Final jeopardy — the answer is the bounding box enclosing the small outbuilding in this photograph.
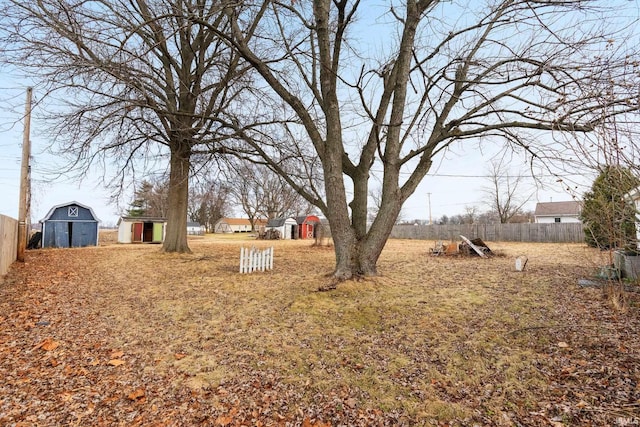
[265,217,297,239]
[40,201,100,248]
[187,222,204,235]
[296,215,320,239]
[117,216,166,244]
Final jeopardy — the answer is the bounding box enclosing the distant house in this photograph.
[40,201,100,248]
[187,222,204,235]
[625,188,640,248]
[534,201,582,224]
[117,216,166,243]
[295,215,320,239]
[265,217,297,239]
[214,218,266,233]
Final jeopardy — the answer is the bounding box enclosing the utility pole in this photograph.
[427,192,432,225]
[17,87,32,262]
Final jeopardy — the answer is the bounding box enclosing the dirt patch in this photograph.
[1,238,638,426]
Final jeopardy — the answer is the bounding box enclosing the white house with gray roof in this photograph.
[534,201,582,224]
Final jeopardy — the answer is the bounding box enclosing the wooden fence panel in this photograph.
[390,223,584,243]
[239,246,274,273]
[0,215,18,276]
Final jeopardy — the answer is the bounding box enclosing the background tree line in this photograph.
[125,164,315,232]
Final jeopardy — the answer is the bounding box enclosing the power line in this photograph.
[370,168,586,179]
[425,173,584,178]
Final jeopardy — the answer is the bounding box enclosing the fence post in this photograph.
[269,247,273,270]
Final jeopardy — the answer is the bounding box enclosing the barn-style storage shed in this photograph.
[117,216,166,244]
[295,215,320,239]
[265,217,297,239]
[40,201,100,248]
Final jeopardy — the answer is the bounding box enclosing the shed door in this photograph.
[53,222,70,248]
[43,222,65,248]
[71,222,96,247]
[143,222,154,242]
[132,222,143,242]
[152,222,164,242]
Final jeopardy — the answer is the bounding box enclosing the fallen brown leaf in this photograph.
[127,388,145,401]
[34,337,59,351]
[303,417,331,427]
[110,350,124,358]
[108,359,125,366]
[214,415,233,426]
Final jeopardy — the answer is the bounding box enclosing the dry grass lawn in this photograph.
[1,233,639,426]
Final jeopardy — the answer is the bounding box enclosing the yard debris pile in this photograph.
[431,235,493,257]
[259,229,281,240]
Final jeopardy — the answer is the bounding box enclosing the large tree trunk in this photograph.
[329,174,405,281]
[330,225,391,280]
[329,188,403,281]
[163,140,191,253]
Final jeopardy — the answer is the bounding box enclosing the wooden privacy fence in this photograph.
[239,246,274,273]
[390,223,585,243]
[0,214,18,276]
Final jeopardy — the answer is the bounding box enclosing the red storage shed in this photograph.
[296,215,320,239]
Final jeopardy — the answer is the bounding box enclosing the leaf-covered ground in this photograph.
[1,235,639,426]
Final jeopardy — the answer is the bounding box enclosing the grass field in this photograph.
[1,233,638,426]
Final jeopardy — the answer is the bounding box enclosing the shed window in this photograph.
[554,217,561,223]
[68,206,79,217]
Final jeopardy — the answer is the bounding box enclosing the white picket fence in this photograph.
[239,246,274,273]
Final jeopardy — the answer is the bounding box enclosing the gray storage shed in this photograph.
[40,201,100,248]
[265,217,297,239]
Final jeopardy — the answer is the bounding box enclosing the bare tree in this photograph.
[258,169,314,219]
[228,162,313,229]
[369,185,405,225]
[483,159,533,223]
[188,177,231,233]
[462,206,479,225]
[228,163,264,231]
[207,1,639,281]
[0,0,254,253]
[367,186,383,223]
[126,178,169,218]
